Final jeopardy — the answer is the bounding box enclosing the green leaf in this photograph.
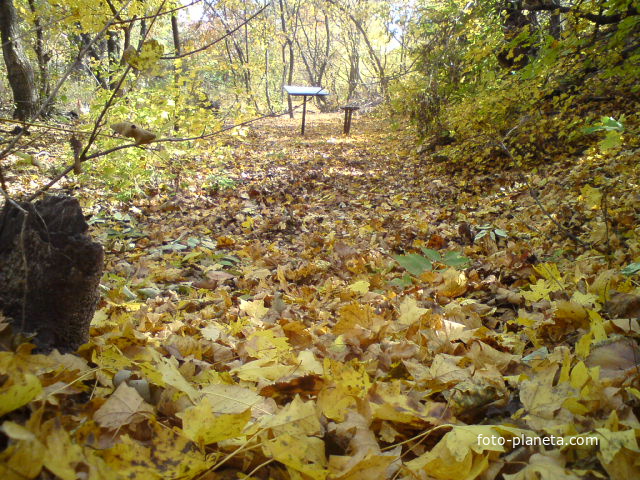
[583,116,624,134]
[599,130,622,151]
[138,287,161,299]
[602,116,624,131]
[14,151,35,166]
[186,237,200,248]
[393,254,433,276]
[219,255,240,266]
[389,274,413,288]
[420,248,442,262]
[162,243,187,251]
[122,285,137,301]
[474,229,488,241]
[621,263,640,276]
[441,251,471,269]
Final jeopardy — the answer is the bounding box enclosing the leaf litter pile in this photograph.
[2,112,640,480]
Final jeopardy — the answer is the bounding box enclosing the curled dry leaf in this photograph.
[94,383,154,430]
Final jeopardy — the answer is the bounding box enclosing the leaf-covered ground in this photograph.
[2,111,640,480]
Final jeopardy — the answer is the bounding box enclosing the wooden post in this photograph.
[341,106,359,135]
[343,108,349,134]
[301,95,307,135]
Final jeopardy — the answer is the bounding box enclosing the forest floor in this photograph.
[2,111,640,479]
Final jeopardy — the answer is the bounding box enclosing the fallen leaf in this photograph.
[94,383,154,429]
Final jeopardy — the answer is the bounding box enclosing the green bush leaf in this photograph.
[441,251,471,268]
[621,263,640,276]
[393,254,432,276]
[389,274,413,288]
[420,248,442,262]
[599,130,622,151]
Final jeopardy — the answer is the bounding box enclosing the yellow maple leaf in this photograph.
[41,421,86,480]
[0,439,44,480]
[503,451,581,480]
[324,358,371,398]
[100,421,214,478]
[178,397,250,444]
[576,331,593,358]
[596,428,640,465]
[317,386,357,422]
[406,425,504,480]
[437,269,468,298]
[0,344,56,377]
[522,279,555,302]
[533,263,566,287]
[569,361,589,389]
[199,383,262,413]
[333,302,375,334]
[370,380,443,425]
[91,344,133,372]
[264,433,328,480]
[580,185,602,210]
[0,373,42,417]
[318,358,371,422]
[231,357,293,382]
[571,291,599,308]
[329,453,396,480]
[562,397,589,415]
[296,350,323,374]
[239,298,269,320]
[397,296,428,326]
[143,353,198,402]
[588,310,608,342]
[244,329,291,360]
[348,279,370,294]
[259,395,322,437]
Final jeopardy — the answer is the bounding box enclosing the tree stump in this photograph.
[0,195,104,352]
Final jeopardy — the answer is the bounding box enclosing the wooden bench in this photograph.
[341,105,360,135]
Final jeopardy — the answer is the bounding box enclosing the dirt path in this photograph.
[121,113,469,264]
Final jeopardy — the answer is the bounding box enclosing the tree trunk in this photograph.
[138,19,147,50]
[278,0,294,118]
[549,10,561,39]
[0,196,104,353]
[285,38,294,117]
[27,0,51,113]
[264,48,273,112]
[171,15,181,56]
[0,0,39,120]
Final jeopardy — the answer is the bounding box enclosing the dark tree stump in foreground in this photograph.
[0,195,104,352]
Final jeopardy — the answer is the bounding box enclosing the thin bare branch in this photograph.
[111,0,203,26]
[161,2,271,60]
